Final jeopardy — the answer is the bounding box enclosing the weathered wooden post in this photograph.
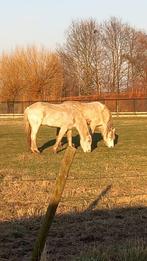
[31,146,76,261]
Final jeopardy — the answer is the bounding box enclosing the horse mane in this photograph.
[72,106,90,137]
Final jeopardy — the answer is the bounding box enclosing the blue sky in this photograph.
[0,0,147,53]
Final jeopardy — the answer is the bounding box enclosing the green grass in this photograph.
[1,117,147,218]
[0,117,147,180]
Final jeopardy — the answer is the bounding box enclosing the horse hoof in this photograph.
[52,147,57,153]
[69,144,75,148]
[31,149,40,153]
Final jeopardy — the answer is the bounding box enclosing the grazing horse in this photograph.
[57,101,115,148]
[24,102,92,153]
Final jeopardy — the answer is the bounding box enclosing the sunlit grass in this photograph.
[0,117,147,260]
[0,117,147,180]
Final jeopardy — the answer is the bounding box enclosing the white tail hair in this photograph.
[24,109,31,147]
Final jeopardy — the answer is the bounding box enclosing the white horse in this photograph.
[24,102,92,153]
[57,101,115,148]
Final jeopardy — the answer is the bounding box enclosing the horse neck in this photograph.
[101,106,112,135]
[74,111,89,139]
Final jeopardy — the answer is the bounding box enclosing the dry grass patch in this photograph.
[0,117,147,260]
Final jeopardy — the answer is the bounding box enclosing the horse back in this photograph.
[26,102,74,128]
[24,102,45,123]
[62,101,111,127]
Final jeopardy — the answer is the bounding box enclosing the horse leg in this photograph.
[53,126,67,153]
[89,122,95,135]
[56,127,62,147]
[56,127,60,136]
[66,129,74,147]
[30,124,40,153]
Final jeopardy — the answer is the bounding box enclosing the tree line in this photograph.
[0,17,147,101]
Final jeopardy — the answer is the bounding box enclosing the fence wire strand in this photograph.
[1,174,147,182]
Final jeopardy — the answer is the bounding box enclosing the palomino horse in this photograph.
[57,101,115,148]
[24,102,92,153]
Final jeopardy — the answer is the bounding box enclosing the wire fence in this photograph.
[0,97,147,114]
[1,174,147,208]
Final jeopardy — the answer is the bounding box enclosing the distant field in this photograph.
[0,118,147,260]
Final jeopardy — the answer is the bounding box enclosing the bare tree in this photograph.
[101,17,131,93]
[58,19,103,96]
[0,47,64,101]
[0,51,24,101]
[0,18,146,101]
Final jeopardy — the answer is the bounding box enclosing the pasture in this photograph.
[0,117,147,260]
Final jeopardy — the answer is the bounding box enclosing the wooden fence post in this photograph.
[31,146,76,261]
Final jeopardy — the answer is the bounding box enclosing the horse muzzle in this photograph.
[108,144,114,148]
[85,149,91,153]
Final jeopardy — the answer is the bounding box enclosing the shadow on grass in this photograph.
[38,137,69,153]
[91,133,103,151]
[72,132,104,151]
[38,138,56,153]
[114,133,119,145]
[0,187,147,260]
[84,184,112,212]
[39,132,104,153]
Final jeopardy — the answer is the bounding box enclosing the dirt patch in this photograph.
[0,206,147,260]
[0,176,147,260]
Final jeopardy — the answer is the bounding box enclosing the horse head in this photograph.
[103,127,115,148]
[80,134,92,152]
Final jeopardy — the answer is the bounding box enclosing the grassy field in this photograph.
[0,117,147,260]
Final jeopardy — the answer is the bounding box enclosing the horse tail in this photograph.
[24,108,31,147]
